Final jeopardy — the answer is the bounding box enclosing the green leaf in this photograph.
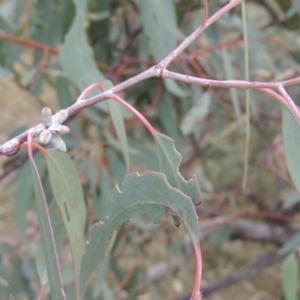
[281,104,300,192]
[29,155,66,300]
[79,171,199,297]
[210,225,232,247]
[103,80,130,170]
[164,78,187,98]
[283,192,300,208]
[37,202,65,286]
[37,242,48,285]
[279,231,300,255]
[0,277,8,287]
[0,67,14,78]
[97,168,112,221]
[49,202,66,253]
[92,257,110,298]
[276,0,300,30]
[157,91,183,149]
[107,148,126,186]
[20,67,38,87]
[56,77,74,108]
[128,137,159,170]
[180,91,210,136]
[15,160,34,242]
[14,153,45,241]
[59,0,107,110]
[139,0,182,61]
[155,132,202,206]
[46,150,86,299]
[286,0,300,18]
[281,253,298,300]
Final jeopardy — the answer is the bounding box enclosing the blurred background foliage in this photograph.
[0,0,300,299]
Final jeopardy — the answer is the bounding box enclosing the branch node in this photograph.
[154,64,164,77]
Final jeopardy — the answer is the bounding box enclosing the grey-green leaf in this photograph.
[281,104,300,192]
[36,242,48,285]
[59,0,107,111]
[210,225,232,248]
[281,252,298,300]
[155,132,202,205]
[79,171,199,297]
[180,92,210,136]
[279,231,300,255]
[140,0,182,61]
[29,157,66,300]
[15,160,34,242]
[46,150,86,299]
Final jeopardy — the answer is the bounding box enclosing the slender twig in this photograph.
[162,70,300,90]
[0,153,29,181]
[106,25,143,79]
[242,1,250,188]
[202,0,208,25]
[0,30,109,71]
[2,0,300,157]
[159,0,244,70]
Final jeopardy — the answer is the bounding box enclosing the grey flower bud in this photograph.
[50,134,67,152]
[49,125,70,135]
[39,129,52,145]
[41,107,52,127]
[52,109,68,125]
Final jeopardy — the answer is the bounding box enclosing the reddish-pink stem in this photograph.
[278,86,300,125]
[37,284,46,300]
[108,93,157,135]
[259,88,286,104]
[78,82,105,100]
[23,141,47,154]
[79,83,157,135]
[191,242,202,300]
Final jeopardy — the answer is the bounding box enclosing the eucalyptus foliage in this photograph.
[1,1,300,299]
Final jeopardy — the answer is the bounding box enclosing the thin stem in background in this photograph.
[241,1,250,188]
[106,25,143,80]
[202,0,208,25]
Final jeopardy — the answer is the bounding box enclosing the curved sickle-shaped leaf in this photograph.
[79,171,199,297]
[30,155,66,300]
[155,132,202,205]
[281,104,300,192]
[46,150,86,299]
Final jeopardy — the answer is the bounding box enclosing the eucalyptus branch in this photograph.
[1,0,300,157]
